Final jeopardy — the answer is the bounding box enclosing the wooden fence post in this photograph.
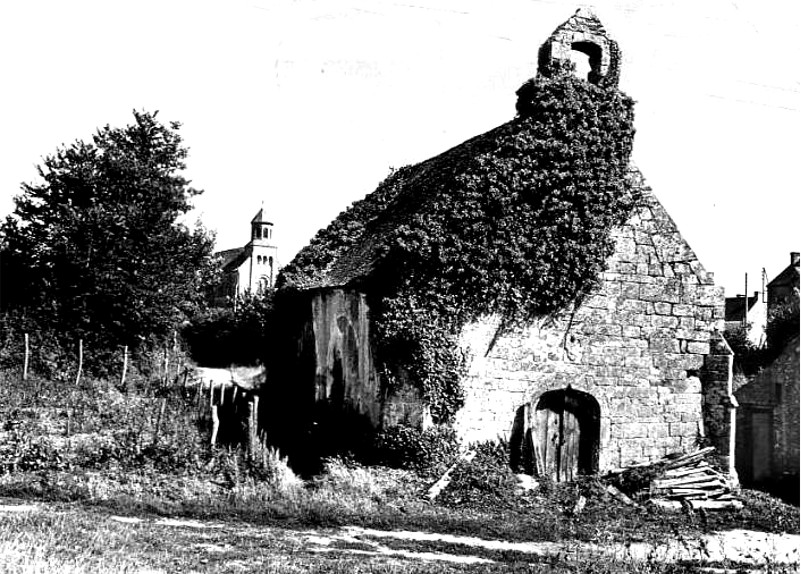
[162,347,169,386]
[120,346,128,388]
[195,377,203,408]
[210,405,219,446]
[209,380,215,408]
[75,339,83,386]
[23,333,29,381]
[248,396,260,459]
[153,398,167,445]
[172,330,179,382]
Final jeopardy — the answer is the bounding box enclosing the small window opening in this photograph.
[775,383,782,403]
[570,41,602,84]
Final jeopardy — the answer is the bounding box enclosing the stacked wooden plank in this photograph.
[649,447,741,510]
[607,447,742,510]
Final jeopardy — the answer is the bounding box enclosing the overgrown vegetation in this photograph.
[280,72,638,423]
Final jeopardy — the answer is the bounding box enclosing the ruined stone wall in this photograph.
[454,184,730,472]
[309,289,429,429]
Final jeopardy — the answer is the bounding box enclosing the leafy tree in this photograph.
[0,110,216,353]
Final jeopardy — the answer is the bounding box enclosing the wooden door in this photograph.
[532,389,597,482]
[751,411,772,482]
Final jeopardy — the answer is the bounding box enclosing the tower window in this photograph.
[570,41,602,84]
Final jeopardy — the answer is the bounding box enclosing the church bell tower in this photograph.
[248,207,278,292]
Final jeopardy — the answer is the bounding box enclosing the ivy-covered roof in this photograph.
[279,122,518,291]
[279,77,637,296]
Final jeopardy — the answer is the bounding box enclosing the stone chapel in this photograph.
[271,9,738,480]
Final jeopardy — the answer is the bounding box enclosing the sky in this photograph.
[1,0,798,298]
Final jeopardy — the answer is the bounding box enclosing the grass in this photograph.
[0,366,798,573]
[5,502,790,574]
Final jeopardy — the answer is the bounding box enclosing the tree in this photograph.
[0,110,216,352]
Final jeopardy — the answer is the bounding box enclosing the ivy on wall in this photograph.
[280,72,638,424]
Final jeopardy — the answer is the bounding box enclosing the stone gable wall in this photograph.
[454,186,730,472]
[303,185,734,475]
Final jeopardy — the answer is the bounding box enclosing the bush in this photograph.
[371,425,460,476]
[439,440,519,509]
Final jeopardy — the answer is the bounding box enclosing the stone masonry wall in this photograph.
[454,180,730,472]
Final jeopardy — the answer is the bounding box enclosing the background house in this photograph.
[724,291,766,348]
[734,252,800,487]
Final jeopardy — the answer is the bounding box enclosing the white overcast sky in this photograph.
[1,0,798,297]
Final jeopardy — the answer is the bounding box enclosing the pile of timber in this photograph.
[608,447,742,511]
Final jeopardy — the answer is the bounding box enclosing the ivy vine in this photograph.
[280,73,639,424]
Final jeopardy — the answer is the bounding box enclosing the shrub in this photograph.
[371,425,460,476]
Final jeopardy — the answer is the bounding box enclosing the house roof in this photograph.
[279,113,643,292]
[279,120,520,290]
[767,259,800,289]
[724,293,761,322]
[216,247,249,273]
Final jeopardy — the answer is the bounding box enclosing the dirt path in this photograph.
[103,512,799,568]
[2,502,798,570]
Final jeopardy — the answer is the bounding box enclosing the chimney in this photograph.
[791,252,800,266]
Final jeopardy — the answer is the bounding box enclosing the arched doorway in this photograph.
[532,387,600,482]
